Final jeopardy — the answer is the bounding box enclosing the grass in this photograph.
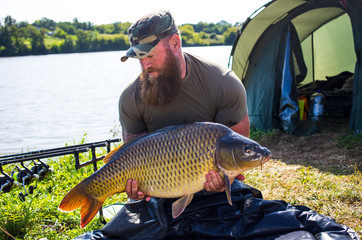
[337,133,362,152]
[247,124,361,235]
[97,33,124,39]
[0,146,126,239]
[44,37,64,49]
[245,160,361,234]
[0,129,361,239]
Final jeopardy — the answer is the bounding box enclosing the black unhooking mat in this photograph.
[74,181,359,240]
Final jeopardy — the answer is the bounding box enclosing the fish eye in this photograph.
[244,146,251,154]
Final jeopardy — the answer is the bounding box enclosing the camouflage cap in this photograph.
[121,10,178,62]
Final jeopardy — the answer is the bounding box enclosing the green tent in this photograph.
[230,0,362,134]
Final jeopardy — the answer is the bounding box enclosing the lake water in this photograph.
[0,46,233,154]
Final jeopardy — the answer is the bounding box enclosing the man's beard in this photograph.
[139,48,182,106]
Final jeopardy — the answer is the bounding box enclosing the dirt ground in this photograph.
[256,118,362,175]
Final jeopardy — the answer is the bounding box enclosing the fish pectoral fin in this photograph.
[172,194,194,218]
[224,175,233,206]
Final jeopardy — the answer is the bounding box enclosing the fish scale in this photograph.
[59,122,271,228]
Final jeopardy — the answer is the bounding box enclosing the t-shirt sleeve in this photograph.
[118,85,147,134]
[214,70,248,127]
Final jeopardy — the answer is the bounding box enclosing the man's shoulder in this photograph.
[120,78,141,101]
[185,52,230,74]
[185,52,241,88]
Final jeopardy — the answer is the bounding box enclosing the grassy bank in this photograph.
[0,123,360,239]
[0,147,127,239]
[245,160,361,234]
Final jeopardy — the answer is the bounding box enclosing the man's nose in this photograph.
[140,58,151,69]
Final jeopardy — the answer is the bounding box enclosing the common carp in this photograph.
[59,122,271,228]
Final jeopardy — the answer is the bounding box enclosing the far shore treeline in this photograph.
[0,16,239,57]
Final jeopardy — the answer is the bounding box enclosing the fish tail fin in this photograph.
[80,196,105,228]
[58,181,106,228]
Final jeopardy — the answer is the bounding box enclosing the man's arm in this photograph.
[230,115,250,138]
[122,127,146,143]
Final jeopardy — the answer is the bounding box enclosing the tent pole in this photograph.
[311,33,315,82]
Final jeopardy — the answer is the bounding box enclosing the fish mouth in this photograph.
[249,146,271,161]
[243,150,271,162]
[262,154,271,164]
[240,151,271,171]
[258,155,271,170]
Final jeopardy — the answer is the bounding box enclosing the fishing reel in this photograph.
[30,159,53,180]
[11,162,39,201]
[0,164,17,193]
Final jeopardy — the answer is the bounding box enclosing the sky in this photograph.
[0,0,271,26]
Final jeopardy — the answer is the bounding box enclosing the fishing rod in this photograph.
[0,138,122,165]
[0,138,122,200]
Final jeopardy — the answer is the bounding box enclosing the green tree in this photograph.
[1,17,235,56]
[76,29,94,52]
[17,21,29,28]
[73,18,94,31]
[179,24,194,45]
[67,25,76,35]
[112,22,122,34]
[223,26,237,45]
[113,35,129,50]
[193,22,208,32]
[61,37,75,53]
[28,25,47,54]
[50,44,60,53]
[13,25,30,55]
[200,31,208,39]
[54,27,67,39]
[33,17,56,31]
[120,22,132,34]
[58,22,76,34]
[215,20,232,34]
[0,16,17,56]
[0,26,15,55]
[4,15,16,26]
[95,25,106,34]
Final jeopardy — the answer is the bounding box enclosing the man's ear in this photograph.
[169,34,181,52]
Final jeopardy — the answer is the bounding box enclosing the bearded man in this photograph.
[119,11,249,202]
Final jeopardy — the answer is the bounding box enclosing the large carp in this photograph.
[59,122,271,228]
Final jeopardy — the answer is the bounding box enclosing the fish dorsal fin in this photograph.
[103,144,123,164]
[103,126,181,164]
[172,194,194,218]
[103,131,152,164]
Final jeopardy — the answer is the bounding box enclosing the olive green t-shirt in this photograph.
[119,53,247,134]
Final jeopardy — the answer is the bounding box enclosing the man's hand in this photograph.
[204,170,225,192]
[204,171,245,192]
[126,179,151,201]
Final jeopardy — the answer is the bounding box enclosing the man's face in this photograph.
[138,39,182,106]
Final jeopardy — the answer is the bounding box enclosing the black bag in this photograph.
[74,181,359,240]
